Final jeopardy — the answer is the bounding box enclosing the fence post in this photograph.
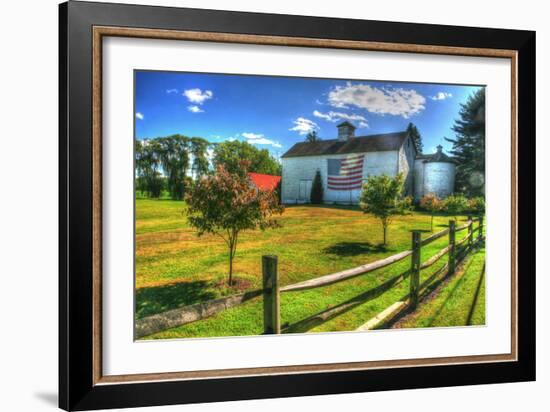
[467,215,473,249]
[478,216,484,242]
[448,220,456,275]
[262,255,280,334]
[409,231,421,310]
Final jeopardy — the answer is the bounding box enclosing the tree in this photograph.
[135,139,164,198]
[406,122,423,154]
[420,193,443,232]
[186,162,284,285]
[190,137,211,178]
[446,89,485,196]
[359,173,411,245]
[305,131,320,143]
[157,135,191,200]
[310,170,323,204]
[213,140,281,176]
[443,194,468,221]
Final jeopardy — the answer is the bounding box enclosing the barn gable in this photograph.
[282,131,409,159]
[281,128,412,205]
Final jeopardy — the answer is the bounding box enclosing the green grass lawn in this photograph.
[135,198,481,339]
[394,246,486,328]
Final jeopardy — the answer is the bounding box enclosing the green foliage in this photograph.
[310,170,324,204]
[359,173,411,245]
[136,135,211,200]
[185,162,284,285]
[406,122,423,153]
[443,194,468,220]
[305,130,320,143]
[446,89,485,197]
[190,137,210,178]
[135,139,164,198]
[212,140,281,176]
[468,196,486,216]
[420,193,443,232]
[156,135,191,200]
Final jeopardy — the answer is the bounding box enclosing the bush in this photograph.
[443,194,468,221]
[468,196,485,216]
[310,170,324,204]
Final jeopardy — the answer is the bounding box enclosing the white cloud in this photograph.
[289,117,319,135]
[135,112,144,120]
[183,88,213,104]
[313,110,368,127]
[242,132,282,148]
[188,105,204,113]
[430,92,453,101]
[166,88,178,94]
[327,83,426,118]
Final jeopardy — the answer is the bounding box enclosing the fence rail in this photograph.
[280,249,412,292]
[136,215,485,338]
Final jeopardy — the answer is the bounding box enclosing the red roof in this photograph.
[248,173,281,191]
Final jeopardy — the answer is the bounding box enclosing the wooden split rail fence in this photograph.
[136,216,485,338]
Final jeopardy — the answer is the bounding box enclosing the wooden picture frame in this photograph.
[59,1,535,410]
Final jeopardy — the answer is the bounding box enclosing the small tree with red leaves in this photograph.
[420,193,443,232]
[186,162,284,285]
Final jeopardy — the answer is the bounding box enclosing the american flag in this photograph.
[327,154,365,191]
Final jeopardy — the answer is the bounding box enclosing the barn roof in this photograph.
[248,173,281,191]
[281,131,408,158]
[416,145,456,163]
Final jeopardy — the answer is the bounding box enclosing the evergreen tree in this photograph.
[445,88,485,196]
[310,170,323,204]
[305,131,320,143]
[406,122,423,154]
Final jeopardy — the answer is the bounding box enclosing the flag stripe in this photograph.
[328,175,363,182]
[340,165,363,172]
[327,184,363,190]
[327,154,365,191]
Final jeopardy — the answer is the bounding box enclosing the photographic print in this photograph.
[134,71,486,340]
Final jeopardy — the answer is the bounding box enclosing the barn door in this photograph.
[299,179,312,202]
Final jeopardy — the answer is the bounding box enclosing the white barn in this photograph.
[280,122,455,205]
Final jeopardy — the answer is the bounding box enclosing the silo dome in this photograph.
[414,145,456,200]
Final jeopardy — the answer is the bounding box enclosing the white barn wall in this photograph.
[281,150,399,204]
[281,155,327,203]
[399,137,416,196]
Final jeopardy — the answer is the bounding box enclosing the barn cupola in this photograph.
[337,121,356,141]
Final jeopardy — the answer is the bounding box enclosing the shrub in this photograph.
[468,196,485,216]
[443,194,468,221]
[310,170,324,204]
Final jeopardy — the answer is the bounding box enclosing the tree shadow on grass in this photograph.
[323,241,388,257]
[136,280,217,319]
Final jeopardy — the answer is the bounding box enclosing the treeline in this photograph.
[136,135,281,200]
[446,88,485,197]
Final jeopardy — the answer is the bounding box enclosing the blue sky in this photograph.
[135,70,483,158]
